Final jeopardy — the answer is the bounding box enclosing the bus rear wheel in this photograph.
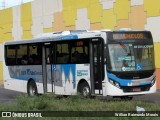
[27,80,38,96]
[80,82,91,97]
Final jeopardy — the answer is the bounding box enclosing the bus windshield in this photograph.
[108,43,155,72]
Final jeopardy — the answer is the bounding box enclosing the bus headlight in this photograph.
[109,79,114,85]
[151,77,156,86]
[115,82,120,88]
[109,79,121,89]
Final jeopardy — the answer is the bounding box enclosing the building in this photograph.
[0,0,160,89]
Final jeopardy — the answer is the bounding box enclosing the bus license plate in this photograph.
[133,88,141,92]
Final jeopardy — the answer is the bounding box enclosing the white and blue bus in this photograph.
[3,30,156,99]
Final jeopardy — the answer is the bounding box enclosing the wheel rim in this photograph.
[29,85,36,96]
[83,86,90,97]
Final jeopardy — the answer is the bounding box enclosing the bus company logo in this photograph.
[2,112,11,117]
[21,69,42,75]
[77,70,88,76]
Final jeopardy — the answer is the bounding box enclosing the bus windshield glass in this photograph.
[108,43,155,72]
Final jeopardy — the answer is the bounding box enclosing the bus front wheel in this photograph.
[27,80,38,96]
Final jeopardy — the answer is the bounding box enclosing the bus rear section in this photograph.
[104,31,156,97]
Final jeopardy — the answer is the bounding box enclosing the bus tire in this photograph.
[27,80,38,96]
[80,82,91,97]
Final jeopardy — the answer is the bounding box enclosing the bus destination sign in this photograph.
[112,33,150,40]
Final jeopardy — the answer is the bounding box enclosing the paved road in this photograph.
[0,84,160,104]
[133,91,160,103]
[0,85,25,104]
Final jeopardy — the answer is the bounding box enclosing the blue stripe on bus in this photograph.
[12,77,29,81]
[60,64,76,89]
[114,30,126,32]
[107,72,151,86]
[107,72,132,86]
[60,35,78,40]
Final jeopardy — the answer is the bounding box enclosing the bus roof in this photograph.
[4,30,105,45]
[4,29,151,45]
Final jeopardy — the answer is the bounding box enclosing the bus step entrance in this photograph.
[94,89,103,95]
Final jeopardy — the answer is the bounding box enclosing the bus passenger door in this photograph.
[43,43,54,93]
[90,39,104,95]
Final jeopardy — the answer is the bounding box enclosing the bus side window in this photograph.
[28,54,37,64]
[71,41,89,64]
[28,44,42,65]
[72,51,81,63]
[21,55,28,64]
[56,43,69,64]
[35,55,41,64]
[6,45,17,65]
[17,45,28,65]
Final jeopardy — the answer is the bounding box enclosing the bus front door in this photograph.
[90,39,104,95]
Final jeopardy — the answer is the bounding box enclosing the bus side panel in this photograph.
[76,64,91,90]
[54,64,90,95]
[4,65,43,93]
[3,63,27,92]
[54,64,75,95]
[4,78,27,93]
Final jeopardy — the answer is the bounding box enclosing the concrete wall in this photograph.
[0,0,160,89]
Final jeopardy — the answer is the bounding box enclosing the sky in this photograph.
[0,0,33,9]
